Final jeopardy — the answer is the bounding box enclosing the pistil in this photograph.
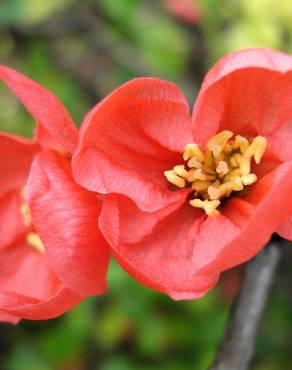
[164,131,267,217]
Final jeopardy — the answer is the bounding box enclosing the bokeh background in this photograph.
[0,1,292,369]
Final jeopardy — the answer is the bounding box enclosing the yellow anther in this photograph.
[191,180,212,191]
[242,173,257,185]
[214,177,243,198]
[216,161,229,175]
[244,136,267,163]
[173,165,188,177]
[164,170,186,188]
[187,168,207,181]
[26,232,45,253]
[183,144,204,162]
[208,143,222,158]
[190,199,221,218]
[204,200,221,217]
[20,204,32,227]
[234,135,249,153]
[187,157,202,169]
[208,184,220,200]
[206,130,233,157]
[187,168,215,182]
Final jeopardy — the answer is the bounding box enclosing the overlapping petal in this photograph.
[73,78,193,211]
[0,241,81,320]
[0,190,27,249]
[0,311,20,324]
[26,150,110,297]
[192,49,292,164]
[99,159,292,299]
[0,65,78,154]
[0,132,40,195]
[99,194,219,299]
[192,160,292,276]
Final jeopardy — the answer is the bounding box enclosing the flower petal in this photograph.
[100,161,292,299]
[26,150,110,297]
[0,132,40,195]
[192,160,292,276]
[73,78,193,211]
[0,311,20,324]
[192,49,292,149]
[276,216,292,241]
[0,289,81,321]
[0,65,78,154]
[99,194,219,299]
[0,190,27,249]
[0,240,81,320]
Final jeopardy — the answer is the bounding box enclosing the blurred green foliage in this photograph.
[0,0,291,369]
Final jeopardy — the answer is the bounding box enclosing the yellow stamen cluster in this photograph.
[164,130,267,217]
[20,201,45,253]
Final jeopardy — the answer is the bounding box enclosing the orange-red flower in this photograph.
[0,66,110,322]
[73,49,292,300]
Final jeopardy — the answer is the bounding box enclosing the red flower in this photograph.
[0,66,110,322]
[73,49,292,300]
[165,0,201,24]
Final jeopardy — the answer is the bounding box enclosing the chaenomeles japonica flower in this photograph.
[0,67,110,323]
[73,48,292,300]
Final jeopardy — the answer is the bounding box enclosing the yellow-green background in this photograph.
[0,1,291,369]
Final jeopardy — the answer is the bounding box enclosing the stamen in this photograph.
[208,183,220,200]
[164,130,267,218]
[164,170,185,188]
[206,130,233,157]
[216,161,228,175]
[244,136,267,164]
[242,173,257,185]
[187,157,202,169]
[189,199,221,218]
[173,165,188,177]
[26,232,45,253]
[183,144,204,162]
[20,204,32,227]
[234,135,249,153]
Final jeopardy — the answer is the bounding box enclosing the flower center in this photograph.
[20,202,45,253]
[164,130,267,217]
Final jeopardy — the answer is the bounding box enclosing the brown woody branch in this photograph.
[209,241,281,370]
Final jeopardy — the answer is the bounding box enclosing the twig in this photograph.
[209,241,281,370]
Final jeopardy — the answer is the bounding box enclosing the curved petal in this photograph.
[100,161,292,300]
[26,150,110,297]
[0,288,81,321]
[0,311,20,324]
[191,160,292,276]
[73,78,193,212]
[99,194,218,300]
[0,190,27,249]
[192,49,292,161]
[0,132,40,194]
[0,65,78,154]
[276,216,292,241]
[0,240,81,320]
